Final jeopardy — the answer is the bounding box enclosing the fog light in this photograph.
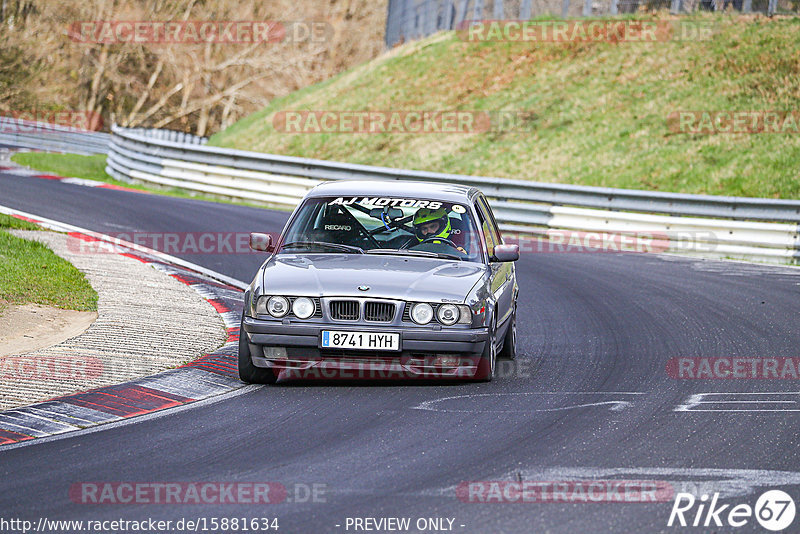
[263,346,287,359]
[434,355,460,367]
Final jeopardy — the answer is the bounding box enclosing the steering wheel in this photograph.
[404,236,462,252]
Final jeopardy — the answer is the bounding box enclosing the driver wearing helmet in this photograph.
[412,207,467,254]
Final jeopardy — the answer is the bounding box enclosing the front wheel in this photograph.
[498,306,516,360]
[473,326,496,382]
[238,314,277,384]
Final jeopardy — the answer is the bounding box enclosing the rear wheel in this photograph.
[238,314,277,384]
[498,306,516,360]
[473,324,496,382]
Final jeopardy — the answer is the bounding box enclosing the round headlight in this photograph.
[410,303,434,325]
[437,304,459,326]
[266,296,289,318]
[292,297,315,319]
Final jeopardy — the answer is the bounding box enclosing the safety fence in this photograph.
[0,116,109,155]
[106,125,800,264]
[385,0,797,47]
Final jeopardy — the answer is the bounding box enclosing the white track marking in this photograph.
[426,467,800,500]
[675,392,800,412]
[465,467,800,500]
[413,392,643,413]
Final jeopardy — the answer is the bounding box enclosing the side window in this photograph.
[477,196,502,246]
[474,200,496,257]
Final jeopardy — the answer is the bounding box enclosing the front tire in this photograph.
[498,306,516,360]
[473,325,496,382]
[238,314,277,384]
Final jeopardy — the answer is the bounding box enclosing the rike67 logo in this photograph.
[668,490,796,531]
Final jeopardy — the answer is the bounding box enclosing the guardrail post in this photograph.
[562,0,570,17]
[583,0,592,16]
[387,0,410,45]
[472,0,484,21]
[494,0,504,18]
[443,0,454,29]
[520,0,533,18]
[426,0,437,34]
[670,0,682,13]
[794,224,800,265]
[767,0,777,15]
[610,0,619,14]
[400,0,413,41]
[454,0,468,26]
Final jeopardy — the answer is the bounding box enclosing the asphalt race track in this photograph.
[2,170,800,533]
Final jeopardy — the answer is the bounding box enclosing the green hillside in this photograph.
[210,15,800,199]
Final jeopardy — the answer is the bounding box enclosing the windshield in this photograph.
[279,195,484,262]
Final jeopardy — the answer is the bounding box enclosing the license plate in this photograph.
[320,331,400,351]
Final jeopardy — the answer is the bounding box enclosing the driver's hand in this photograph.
[457,246,466,254]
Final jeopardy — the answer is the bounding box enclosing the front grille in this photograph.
[365,301,395,322]
[329,300,360,321]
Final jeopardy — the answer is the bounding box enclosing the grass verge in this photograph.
[10,152,110,181]
[210,14,800,199]
[0,214,98,311]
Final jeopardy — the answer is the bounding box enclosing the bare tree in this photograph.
[1,0,387,134]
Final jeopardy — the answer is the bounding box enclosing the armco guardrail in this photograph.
[107,125,800,265]
[0,116,109,155]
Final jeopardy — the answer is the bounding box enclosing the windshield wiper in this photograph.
[366,248,462,261]
[282,241,365,254]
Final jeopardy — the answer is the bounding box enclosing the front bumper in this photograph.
[242,317,488,379]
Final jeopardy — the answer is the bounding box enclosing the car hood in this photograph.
[260,253,486,301]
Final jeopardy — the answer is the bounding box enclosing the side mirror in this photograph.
[249,232,273,252]
[492,244,519,262]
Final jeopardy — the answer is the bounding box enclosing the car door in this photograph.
[474,195,514,335]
